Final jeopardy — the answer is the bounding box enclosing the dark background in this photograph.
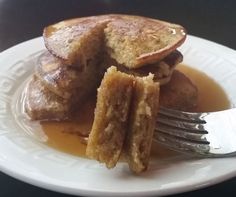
[0,0,236,196]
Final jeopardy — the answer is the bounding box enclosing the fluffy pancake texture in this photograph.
[125,74,160,173]
[44,17,109,66]
[86,67,160,172]
[86,67,134,168]
[104,15,186,68]
[44,14,186,68]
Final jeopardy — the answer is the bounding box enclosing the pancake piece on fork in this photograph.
[86,66,160,172]
[125,74,160,173]
[86,66,134,168]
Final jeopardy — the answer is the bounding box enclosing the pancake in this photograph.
[125,74,160,173]
[104,14,186,68]
[160,70,198,111]
[35,51,103,99]
[44,14,186,69]
[86,67,134,168]
[24,75,72,120]
[86,67,160,172]
[44,17,109,66]
[114,50,183,85]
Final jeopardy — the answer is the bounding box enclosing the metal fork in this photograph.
[154,107,236,157]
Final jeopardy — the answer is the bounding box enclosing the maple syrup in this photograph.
[41,65,230,158]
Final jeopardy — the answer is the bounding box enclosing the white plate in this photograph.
[0,35,236,197]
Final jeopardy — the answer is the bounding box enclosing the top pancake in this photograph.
[43,14,186,68]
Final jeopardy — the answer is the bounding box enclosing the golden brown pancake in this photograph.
[24,75,72,120]
[44,16,109,66]
[125,74,160,173]
[104,14,186,68]
[86,67,134,168]
[35,51,103,99]
[160,70,198,111]
[44,14,186,68]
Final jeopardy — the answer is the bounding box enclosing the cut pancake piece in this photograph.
[35,51,103,99]
[24,75,71,120]
[160,70,198,111]
[86,66,160,172]
[104,15,186,68]
[125,74,160,173]
[86,66,134,168]
[43,17,109,66]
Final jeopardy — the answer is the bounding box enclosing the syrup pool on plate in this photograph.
[38,65,231,158]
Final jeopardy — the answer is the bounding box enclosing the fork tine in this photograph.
[156,108,236,157]
[157,114,208,133]
[153,132,210,156]
[156,123,208,143]
[159,107,207,123]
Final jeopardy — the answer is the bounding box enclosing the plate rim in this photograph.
[0,35,236,197]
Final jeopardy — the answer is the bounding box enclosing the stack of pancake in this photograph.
[24,14,198,173]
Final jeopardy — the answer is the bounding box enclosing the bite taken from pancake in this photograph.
[23,14,198,173]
